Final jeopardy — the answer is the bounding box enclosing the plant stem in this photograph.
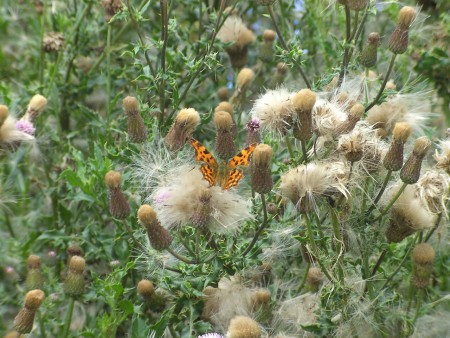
[106,23,112,126]
[301,139,308,163]
[298,262,311,293]
[425,213,442,242]
[329,208,345,283]
[62,298,75,338]
[38,309,47,338]
[285,136,295,159]
[372,182,407,222]
[413,289,422,323]
[371,249,387,277]
[159,0,168,127]
[267,5,311,88]
[365,53,397,112]
[366,170,392,215]
[166,247,198,264]
[188,301,195,337]
[242,193,269,257]
[337,4,351,87]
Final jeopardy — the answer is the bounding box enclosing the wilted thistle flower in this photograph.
[230,68,255,108]
[415,170,449,214]
[383,122,412,171]
[192,188,213,228]
[164,108,200,151]
[306,267,323,293]
[214,110,235,160]
[105,170,131,219]
[64,256,86,297]
[388,6,417,54]
[23,94,47,123]
[215,101,234,115]
[279,162,349,213]
[385,184,437,243]
[123,96,147,143]
[337,129,364,163]
[42,32,64,52]
[270,62,288,88]
[137,279,155,301]
[138,204,173,251]
[0,105,8,128]
[360,32,380,68]
[334,103,365,136]
[400,136,431,184]
[0,106,35,151]
[217,15,255,68]
[14,289,45,334]
[292,89,316,142]
[259,29,276,62]
[251,89,294,136]
[434,139,450,174]
[218,87,230,101]
[25,255,44,290]
[412,243,435,289]
[245,117,261,147]
[227,316,261,338]
[251,144,273,194]
[101,0,123,21]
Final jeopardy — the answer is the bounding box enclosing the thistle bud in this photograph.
[245,117,261,147]
[25,255,44,290]
[306,267,323,292]
[137,279,155,301]
[388,6,416,54]
[230,68,254,108]
[64,256,86,297]
[214,110,235,160]
[360,32,380,68]
[400,136,431,184]
[164,108,200,151]
[42,32,64,52]
[0,105,9,128]
[192,188,213,228]
[138,204,172,251]
[101,0,123,21]
[105,171,131,219]
[292,89,316,142]
[251,144,273,194]
[349,0,368,11]
[227,316,261,338]
[218,87,230,101]
[123,96,148,143]
[24,95,47,123]
[269,62,288,88]
[334,103,364,136]
[412,243,435,289]
[259,29,276,62]
[14,289,45,334]
[383,122,412,171]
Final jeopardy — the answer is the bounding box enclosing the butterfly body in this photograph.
[191,138,256,190]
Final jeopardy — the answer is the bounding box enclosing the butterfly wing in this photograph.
[228,143,257,168]
[223,168,243,190]
[191,138,218,186]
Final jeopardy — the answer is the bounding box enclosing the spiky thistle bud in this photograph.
[412,243,435,289]
[192,188,213,228]
[218,87,230,101]
[348,0,368,11]
[0,105,9,128]
[227,316,261,338]
[230,68,254,108]
[24,95,47,123]
[334,103,365,136]
[138,204,173,251]
[306,267,323,293]
[388,6,416,54]
[259,29,276,62]
[245,117,261,147]
[383,122,412,171]
[137,279,155,301]
[270,62,288,88]
[214,110,235,160]
[105,171,131,219]
[251,144,273,194]
[400,136,431,184]
[14,289,45,334]
[360,32,380,68]
[25,255,44,291]
[123,96,148,143]
[292,89,317,142]
[42,32,64,52]
[164,108,200,151]
[64,256,86,297]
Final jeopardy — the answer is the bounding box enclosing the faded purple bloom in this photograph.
[16,120,36,135]
[197,334,224,338]
[245,117,261,146]
[154,190,171,205]
[246,117,261,132]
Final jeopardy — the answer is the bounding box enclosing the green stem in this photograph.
[166,247,198,264]
[159,0,168,127]
[242,193,269,257]
[38,309,47,338]
[188,301,195,338]
[337,4,351,87]
[425,213,442,242]
[285,136,295,159]
[330,208,344,283]
[372,182,407,222]
[106,23,112,126]
[366,170,392,215]
[301,139,308,163]
[298,262,311,293]
[4,213,16,238]
[365,53,397,112]
[62,298,75,338]
[413,289,422,323]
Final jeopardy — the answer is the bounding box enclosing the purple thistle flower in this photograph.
[246,117,261,132]
[16,120,36,135]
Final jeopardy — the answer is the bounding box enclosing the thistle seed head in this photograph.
[227,316,261,338]
[165,108,200,151]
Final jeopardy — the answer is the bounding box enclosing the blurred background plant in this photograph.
[0,0,449,337]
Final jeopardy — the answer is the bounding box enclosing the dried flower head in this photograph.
[105,170,131,219]
[251,89,295,136]
[218,87,230,101]
[251,144,273,194]
[227,316,261,338]
[348,0,368,11]
[245,117,261,146]
[388,6,417,54]
[138,204,173,250]
[259,29,276,62]
[14,289,45,334]
[434,139,450,174]
[400,136,431,184]
[306,267,323,292]
[292,89,316,141]
[0,106,35,151]
[334,103,365,136]
[24,94,47,123]
[123,96,148,143]
[214,110,235,160]
[42,32,64,52]
[415,170,449,214]
[137,279,155,301]
[217,15,255,67]
[165,108,200,151]
[338,129,364,163]
[101,0,123,21]
[231,68,255,108]
[215,101,234,115]
[383,122,412,171]
[412,243,435,288]
[360,32,380,68]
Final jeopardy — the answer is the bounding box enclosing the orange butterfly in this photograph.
[190,138,256,190]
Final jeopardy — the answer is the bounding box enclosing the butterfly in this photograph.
[190,138,256,190]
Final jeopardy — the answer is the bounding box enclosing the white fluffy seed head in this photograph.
[217,15,255,49]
